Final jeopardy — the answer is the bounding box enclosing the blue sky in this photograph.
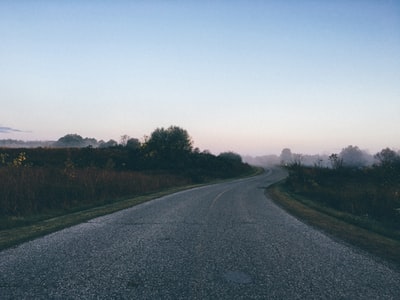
[1,0,399,155]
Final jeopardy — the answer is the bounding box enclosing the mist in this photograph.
[243,145,400,168]
[1,134,399,169]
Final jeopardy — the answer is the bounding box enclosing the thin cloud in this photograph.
[0,126,24,133]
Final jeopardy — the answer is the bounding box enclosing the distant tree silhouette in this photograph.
[280,148,292,165]
[54,134,99,148]
[144,126,193,168]
[54,134,85,147]
[120,135,130,146]
[329,153,343,169]
[218,151,242,163]
[375,148,400,167]
[99,139,118,148]
[340,145,366,168]
[126,138,141,150]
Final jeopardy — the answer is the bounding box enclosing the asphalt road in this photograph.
[1,168,399,299]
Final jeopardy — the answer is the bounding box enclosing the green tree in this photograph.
[99,139,118,148]
[329,153,343,169]
[54,134,98,147]
[126,138,141,150]
[144,126,193,168]
[280,148,292,165]
[218,151,242,163]
[375,148,399,167]
[54,134,84,147]
[340,145,366,168]
[120,135,130,146]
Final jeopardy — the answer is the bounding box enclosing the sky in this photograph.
[1,0,399,156]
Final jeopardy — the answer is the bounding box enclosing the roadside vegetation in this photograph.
[269,147,400,265]
[0,126,254,231]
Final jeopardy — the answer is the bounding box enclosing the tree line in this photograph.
[0,126,253,223]
[283,147,400,237]
[279,145,400,168]
[0,126,250,178]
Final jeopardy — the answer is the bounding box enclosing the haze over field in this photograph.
[1,1,399,155]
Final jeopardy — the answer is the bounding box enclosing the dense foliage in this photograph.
[0,126,253,224]
[284,148,400,231]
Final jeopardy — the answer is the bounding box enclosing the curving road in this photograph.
[1,168,399,299]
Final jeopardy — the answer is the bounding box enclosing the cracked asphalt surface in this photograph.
[1,168,400,299]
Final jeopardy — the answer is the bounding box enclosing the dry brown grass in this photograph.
[0,166,190,223]
[0,166,261,251]
[0,184,200,250]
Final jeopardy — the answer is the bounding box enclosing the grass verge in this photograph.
[0,167,263,251]
[267,181,400,268]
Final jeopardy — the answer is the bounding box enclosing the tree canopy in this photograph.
[218,151,243,163]
[339,145,367,168]
[144,126,193,167]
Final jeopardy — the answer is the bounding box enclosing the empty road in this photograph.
[1,168,399,299]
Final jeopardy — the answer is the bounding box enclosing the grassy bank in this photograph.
[267,181,400,267]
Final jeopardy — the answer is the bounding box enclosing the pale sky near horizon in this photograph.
[1,0,399,155]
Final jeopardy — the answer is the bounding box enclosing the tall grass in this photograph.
[0,165,190,224]
[284,164,400,232]
[0,147,253,229]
